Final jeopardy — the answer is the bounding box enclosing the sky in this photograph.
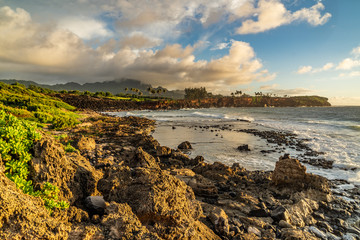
[0,0,359,105]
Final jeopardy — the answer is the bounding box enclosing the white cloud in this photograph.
[59,17,112,40]
[297,62,334,74]
[320,62,334,71]
[336,58,360,70]
[236,1,331,34]
[351,46,360,57]
[0,6,274,90]
[297,65,312,74]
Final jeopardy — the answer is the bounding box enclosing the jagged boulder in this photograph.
[98,164,219,239]
[178,141,192,150]
[30,136,103,205]
[74,135,96,154]
[272,156,329,193]
[126,147,160,169]
[0,172,70,239]
[101,202,160,239]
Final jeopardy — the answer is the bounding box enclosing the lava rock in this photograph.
[237,144,251,151]
[85,196,106,216]
[178,141,192,150]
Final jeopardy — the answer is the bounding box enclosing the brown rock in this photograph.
[0,172,70,239]
[281,228,318,240]
[272,157,329,192]
[127,147,160,169]
[178,141,192,150]
[98,166,219,239]
[155,146,172,157]
[30,136,103,205]
[75,135,96,153]
[101,202,160,239]
[208,207,230,235]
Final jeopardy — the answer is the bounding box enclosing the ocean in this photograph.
[110,106,360,187]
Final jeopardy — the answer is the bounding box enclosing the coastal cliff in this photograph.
[55,94,331,111]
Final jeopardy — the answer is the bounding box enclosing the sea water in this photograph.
[111,106,360,185]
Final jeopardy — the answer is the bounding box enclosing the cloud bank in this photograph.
[0,6,275,89]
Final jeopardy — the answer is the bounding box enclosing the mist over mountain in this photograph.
[0,79,185,99]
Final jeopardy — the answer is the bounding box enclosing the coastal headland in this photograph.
[54,93,331,112]
[0,82,358,239]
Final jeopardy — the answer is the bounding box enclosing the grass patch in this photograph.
[0,82,79,129]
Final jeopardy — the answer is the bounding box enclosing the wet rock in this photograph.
[237,144,250,151]
[342,233,357,240]
[178,141,192,150]
[85,196,106,216]
[326,232,341,240]
[308,226,327,239]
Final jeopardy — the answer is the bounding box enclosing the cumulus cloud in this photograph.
[297,66,312,74]
[119,33,161,49]
[296,62,334,74]
[351,46,360,57]
[236,1,331,34]
[0,6,274,90]
[59,17,112,40]
[336,58,360,70]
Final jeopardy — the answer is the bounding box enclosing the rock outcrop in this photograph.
[30,137,103,205]
[272,155,329,193]
[0,171,70,239]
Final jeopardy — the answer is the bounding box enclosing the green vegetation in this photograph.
[289,96,330,106]
[0,110,69,211]
[64,142,77,153]
[184,87,209,100]
[0,82,79,129]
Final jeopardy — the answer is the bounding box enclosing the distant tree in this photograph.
[235,90,242,96]
[124,87,128,92]
[105,91,113,97]
[184,87,209,100]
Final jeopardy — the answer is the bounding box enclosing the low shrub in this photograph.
[0,111,69,211]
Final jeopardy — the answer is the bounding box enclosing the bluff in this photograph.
[54,94,331,111]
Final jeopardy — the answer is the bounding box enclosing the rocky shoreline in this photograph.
[1,111,359,239]
[53,94,331,112]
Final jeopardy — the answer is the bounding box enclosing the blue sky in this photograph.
[0,0,359,105]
